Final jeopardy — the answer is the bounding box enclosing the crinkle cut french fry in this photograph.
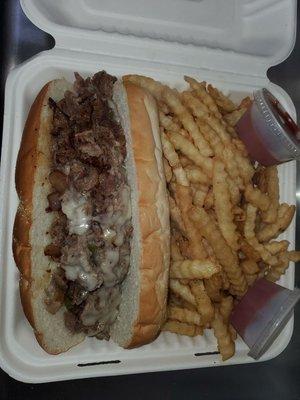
[224,108,247,127]
[211,309,235,361]
[190,207,247,295]
[163,157,173,183]
[202,237,215,257]
[204,188,214,210]
[265,252,289,282]
[213,159,239,251]
[229,325,237,341]
[161,130,179,167]
[244,204,278,266]
[207,84,237,113]
[233,205,245,218]
[196,118,243,190]
[173,184,207,259]
[255,166,268,193]
[232,138,248,157]
[257,203,295,242]
[162,87,213,157]
[193,188,207,208]
[239,96,252,109]
[168,306,202,326]
[219,296,234,323]
[220,270,230,290]
[168,132,213,177]
[240,259,259,275]
[244,184,270,212]
[129,74,300,360]
[169,279,197,306]
[198,119,252,188]
[261,166,279,224]
[170,259,220,279]
[159,111,181,132]
[239,239,261,262]
[287,250,300,262]
[264,240,289,255]
[204,274,223,302]
[162,320,201,336]
[226,176,241,206]
[182,91,231,145]
[195,118,222,154]
[179,155,193,167]
[169,292,197,311]
[185,165,210,185]
[184,76,222,119]
[158,101,170,115]
[233,150,255,185]
[179,128,192,141]
[203,250,228,296]
[161,131,189,186]
[222,146,245,190]
[190,280,215,324]
[182,91,254,185]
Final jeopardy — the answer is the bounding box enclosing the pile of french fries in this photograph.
[124,74,300,361]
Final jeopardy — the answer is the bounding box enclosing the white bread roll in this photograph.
[13,77,170,354]
[111,81,170,347]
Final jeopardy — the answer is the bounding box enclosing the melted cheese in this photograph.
[113,231,124,246]
[63,252,99,291]
[62,192,91,235]
[60,179,132,330]
[118,186,131,225]
[81,307,100,326]
[103,227,116,241]
[80,286,121,327]
[101,248,120,287]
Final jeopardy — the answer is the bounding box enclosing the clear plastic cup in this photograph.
[236,89,300,166]
[230,278,300,360]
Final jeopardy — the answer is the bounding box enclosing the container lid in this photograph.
[236,88,300,166]
[230,279,300,360]
[21,0,297,77]
[253,88,300,160]
[248,286,300,359]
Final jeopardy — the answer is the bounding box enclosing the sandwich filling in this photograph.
[44,71,132,339]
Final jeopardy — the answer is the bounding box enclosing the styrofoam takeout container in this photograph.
[0,0,298,383]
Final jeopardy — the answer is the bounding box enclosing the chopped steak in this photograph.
[49,170,68,194]
[72,164,99,193]
[44,71,132,340]
[74,130,102,158]
[67,282,89,306]
[47,191,62,211]
[44,244,62,259]
[92,71,116,100]
[50,212,68,247]
[44,268,67,314]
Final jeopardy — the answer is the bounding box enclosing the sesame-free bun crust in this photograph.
[110,82,170,348]
[13,80,85,354]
